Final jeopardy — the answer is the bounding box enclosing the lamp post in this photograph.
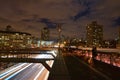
[57,24,62,55]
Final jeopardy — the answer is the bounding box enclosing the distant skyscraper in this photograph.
[86,21,103,47]
[41,27,50,40]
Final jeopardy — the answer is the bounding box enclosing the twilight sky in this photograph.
[0,0,120,40]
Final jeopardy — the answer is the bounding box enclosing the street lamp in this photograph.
[57,24,62,54]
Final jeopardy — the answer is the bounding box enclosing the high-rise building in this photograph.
[86,21,103,47]
[41,27,50,40]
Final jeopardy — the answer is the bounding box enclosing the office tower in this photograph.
[86,21,103,47]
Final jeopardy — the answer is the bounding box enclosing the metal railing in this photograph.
[73,48,120,67]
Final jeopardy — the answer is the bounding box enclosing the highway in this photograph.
[11,61,53,80]
[0,61,54,80]
[0,49,56,80]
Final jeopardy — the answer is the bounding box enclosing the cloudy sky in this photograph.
[0,0,120,40]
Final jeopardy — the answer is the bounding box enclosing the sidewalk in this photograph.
[48,50,71,80]
[63,54,120,80]
[48,51,120,80]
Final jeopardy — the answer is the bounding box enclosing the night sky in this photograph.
[0,0,120,40]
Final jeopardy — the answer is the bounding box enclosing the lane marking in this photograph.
[44,60,54,80]
[4,63,33,80]
[34,66,45,80]
[0,63,27,79]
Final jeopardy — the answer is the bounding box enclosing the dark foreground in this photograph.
[63,53,120,80]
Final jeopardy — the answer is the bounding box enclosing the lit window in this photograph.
[16,33,19,35]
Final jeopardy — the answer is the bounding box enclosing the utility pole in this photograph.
[57,23,62,55]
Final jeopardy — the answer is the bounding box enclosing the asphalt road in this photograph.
[10,63,44,80]
[6,60,53,80]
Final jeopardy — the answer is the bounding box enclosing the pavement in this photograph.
[48,51,120,80]
[64,53,120,80]
[48,50,71,80]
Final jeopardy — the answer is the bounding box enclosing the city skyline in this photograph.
[0,0,119,39]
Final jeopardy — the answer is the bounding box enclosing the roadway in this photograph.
[11,63,44,80]
[0,49,56,80]
[0,61,54,80]
[10,61,53,80]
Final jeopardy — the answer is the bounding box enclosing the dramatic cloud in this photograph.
[0,0,119,39]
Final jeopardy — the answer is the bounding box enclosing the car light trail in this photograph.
[34,65,45,80]
[44,60,54,80]
[34,60,54,80]
[4,63,33,80]
[0,63,27,79]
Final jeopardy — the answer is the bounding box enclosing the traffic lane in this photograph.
[37,60,54,80]
[0,63,25,78]
[29,54,54,59]
[10,60,54,80]
[0,63,31,80]
[10,63,44,80]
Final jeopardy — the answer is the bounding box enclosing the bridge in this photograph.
[0,48,57,71]
[0,47,120,80]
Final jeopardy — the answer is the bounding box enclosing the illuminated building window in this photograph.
[86,21,103,47]
[0,30,31,49]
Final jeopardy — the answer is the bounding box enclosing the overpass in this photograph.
[0,48,57,71]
